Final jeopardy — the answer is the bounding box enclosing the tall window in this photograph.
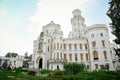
[64,54,66,60]
[80,54,83,60]
[48,39,50,43]
[91,34,94,38]
[74,44,77,49]
[57,53,59,59]
[64,44,66,49]
[75,54,77,61]
[93,50,99,60]
[60,43,62,49]
[95,64,98,69]
[38,43,42,50]
[86,53,89,61]
[87,65,89,69]
[57,43,59,49]
[103,51,107,59]
[54,43,56,49]
[80,44,82,49]
[69,54,72,61]
[54,53,55,59]
[60,53,62,59]
[57,65,59,70]
[102,40,105,47]
[100,33,103,37]
[48,46,49,51]
[85,44,88,49]
[69,44,72,50]
[92,41,96,47]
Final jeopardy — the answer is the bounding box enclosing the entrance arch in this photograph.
[36,56,43,69]
[39,58,42,69]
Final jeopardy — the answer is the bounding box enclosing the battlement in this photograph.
[85,24,108,34]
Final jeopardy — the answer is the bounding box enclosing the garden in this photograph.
[0,63,120,80]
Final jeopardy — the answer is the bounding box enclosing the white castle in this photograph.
[30,9,115,71]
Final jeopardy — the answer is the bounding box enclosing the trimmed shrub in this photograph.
[40,69,52,75]
[27,70,37,76]
[15,67,23,73]
[64,62,86,74]
[53,70,64,75]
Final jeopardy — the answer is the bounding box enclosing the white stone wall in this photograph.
[32,9,115,71]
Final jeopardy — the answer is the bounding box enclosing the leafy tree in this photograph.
[0,58,2,65]
[2,60,8,68]
[24,52,32,60]
[25,52,28,58]
[107,0,120,44]
[28,54,32,60]
[5,52,18,57]
[107,0,120,57]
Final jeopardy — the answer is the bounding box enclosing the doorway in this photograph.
[39,58,42,69]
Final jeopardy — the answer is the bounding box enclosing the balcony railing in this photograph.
[48,59,67,64]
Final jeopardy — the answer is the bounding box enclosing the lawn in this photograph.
[0,69,61,80]
[0,68,120,80]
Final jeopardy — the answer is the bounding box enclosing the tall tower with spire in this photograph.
[71,9,86,38]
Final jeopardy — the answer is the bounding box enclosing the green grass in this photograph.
[0,69,61,80]
[0,69,120,80]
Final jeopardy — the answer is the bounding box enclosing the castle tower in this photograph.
[71,9,86,38]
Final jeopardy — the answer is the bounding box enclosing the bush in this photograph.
[15,67,23,73]
[64,62,86,75]
[40,69,52,75]
[53,70,64,75]
[27,70,37,76]
[50,70,64,78]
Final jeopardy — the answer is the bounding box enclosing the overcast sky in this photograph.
[0,0,115,56]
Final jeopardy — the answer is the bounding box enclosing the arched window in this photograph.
[93,50,99,60]
[103,51,107,59]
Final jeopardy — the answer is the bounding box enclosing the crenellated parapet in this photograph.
[85,24,108,34]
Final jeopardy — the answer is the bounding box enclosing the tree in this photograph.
[28,54,32,60]
[107,0,120,44]
[107,0,120,57]
[2,60,8,68]
[24,52,32,60]
[5,52,18,57]
[0,58,2,65]
[24,52,28,58]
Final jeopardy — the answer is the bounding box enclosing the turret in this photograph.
[71,9,86,38]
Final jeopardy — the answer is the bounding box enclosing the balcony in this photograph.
[48,59,67,64]
[37,49,43,53]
